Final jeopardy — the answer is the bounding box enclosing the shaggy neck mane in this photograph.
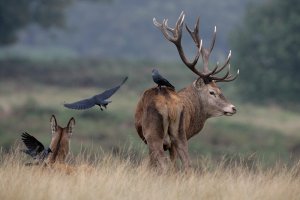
[178,83,208,139]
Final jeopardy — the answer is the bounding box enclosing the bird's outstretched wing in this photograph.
[21,132,45,154]
[95,76,128,100]
[64,97,96,110]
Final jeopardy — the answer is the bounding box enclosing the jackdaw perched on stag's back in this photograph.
[64,76,128,110]
[152,69,175,90]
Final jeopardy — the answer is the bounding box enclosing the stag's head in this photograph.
[153,12,239,118]
[48,115,75,163]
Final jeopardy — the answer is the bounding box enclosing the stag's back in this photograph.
[135,87,183,143]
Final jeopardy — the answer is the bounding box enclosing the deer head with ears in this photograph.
[47,115,75,164]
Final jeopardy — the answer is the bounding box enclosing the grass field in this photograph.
[1,59,300,167]
[1,149,300,200]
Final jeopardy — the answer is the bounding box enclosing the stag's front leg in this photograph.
[169,134,191,171]
[175,138,191,171]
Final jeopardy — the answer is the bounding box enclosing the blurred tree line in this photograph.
[1,0,298,105]
[231,0,300,105]
[0,0,71,45]
[0,0,107,45]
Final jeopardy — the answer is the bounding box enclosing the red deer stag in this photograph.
[46,115,75,164]
[135,12,239,170]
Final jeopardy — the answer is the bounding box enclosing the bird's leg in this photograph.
[100,106,103,111]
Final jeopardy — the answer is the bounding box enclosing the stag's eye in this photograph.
[209,91,216,96]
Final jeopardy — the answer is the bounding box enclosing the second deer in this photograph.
[46,115,75,164]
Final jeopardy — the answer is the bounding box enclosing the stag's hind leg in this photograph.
[169,111,191,171]
[169,143,178,170]
[143,106,169,171]
[146,135,166,170]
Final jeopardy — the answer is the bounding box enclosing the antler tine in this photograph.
[153,18,173,32]
[209,26,217,54]
[154,11,203,76]
[153,11,185,44]
[182,40,203,75]
[216,69,239,82]
[213,50,231,75]
[175,11,185,34]
[153,18,174,42]
[185,17,201,47]
[184,18,219,77]
[200,26,217,73]
[176,39,203,75]
[161,19,176,43]
[210,64,231,81]
[211,64,240,82]
[212,51,238,82]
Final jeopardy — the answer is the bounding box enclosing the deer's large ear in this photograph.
[50,115,57,135]
[194,77,206,89]
[67,117,75,137]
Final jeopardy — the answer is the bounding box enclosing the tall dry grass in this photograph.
[0,148,300,200]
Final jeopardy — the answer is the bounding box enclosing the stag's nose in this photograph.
[232,106,237,114]
[224,104,237,116]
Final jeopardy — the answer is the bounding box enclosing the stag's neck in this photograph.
[178,83,208,139]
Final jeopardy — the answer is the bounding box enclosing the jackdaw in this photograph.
[152,69,175,90]
[64,76,128,110]
[21,132,52,163]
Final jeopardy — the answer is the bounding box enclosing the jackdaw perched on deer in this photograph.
[152,69,175,90]
[64,76,128,110]
[135,12,239,171]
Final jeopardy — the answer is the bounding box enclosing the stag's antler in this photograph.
[153,11,239,82]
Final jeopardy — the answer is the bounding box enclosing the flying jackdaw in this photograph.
[64,76,128,110]
[152,69,175,90]
[21,132,52,163]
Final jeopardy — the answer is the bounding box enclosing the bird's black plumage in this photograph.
[64,76,128,110]
[21,132,45,156]
[21,132,52,161]
[152,69,175,90]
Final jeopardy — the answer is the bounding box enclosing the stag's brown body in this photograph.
[47,115,75,164]
[135,12,238,170]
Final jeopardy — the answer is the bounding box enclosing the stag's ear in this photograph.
[50,115,57,134]
[67,117,75,137]
[194,78,206,89]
